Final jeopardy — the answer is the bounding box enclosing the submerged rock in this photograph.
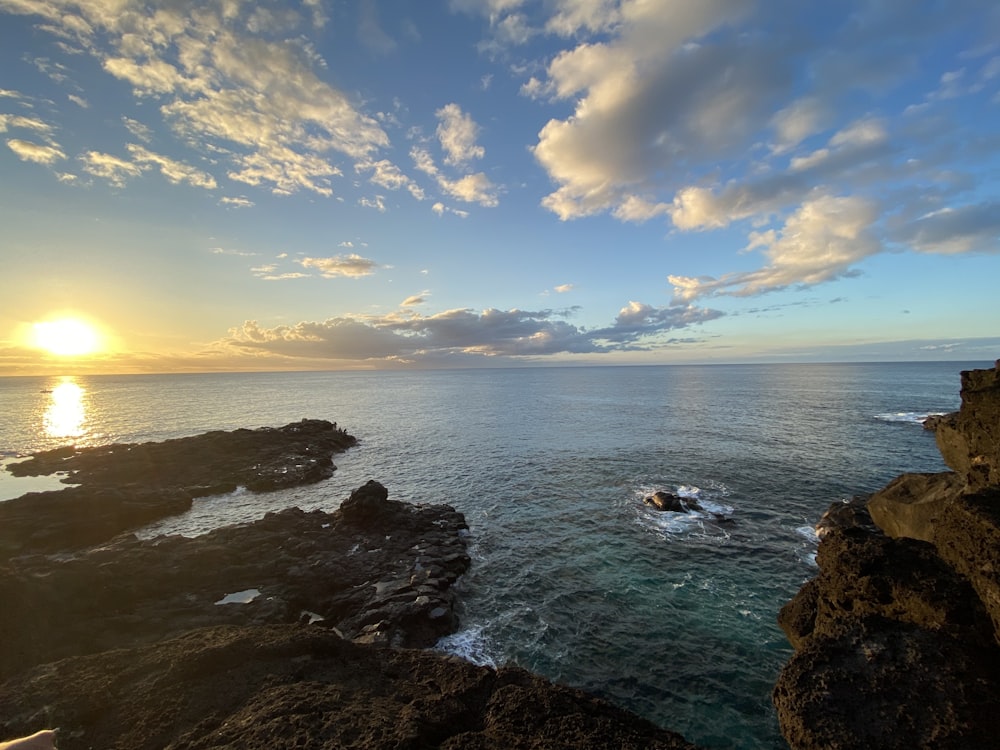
[774,360,1000,749]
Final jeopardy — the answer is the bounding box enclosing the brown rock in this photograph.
[867,471,965,543]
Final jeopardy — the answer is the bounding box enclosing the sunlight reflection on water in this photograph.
[43,378,87,440]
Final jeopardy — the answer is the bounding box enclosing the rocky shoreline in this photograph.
[4,361,998,749]
[0,420,700,749]
[773,360,1000,748]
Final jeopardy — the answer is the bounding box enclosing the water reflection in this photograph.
[44,378,87,440]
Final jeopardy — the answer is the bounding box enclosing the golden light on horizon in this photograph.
[31,318,103,356]
[44,378,87,439]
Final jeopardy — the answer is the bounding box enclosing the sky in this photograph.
[1,0,999,375]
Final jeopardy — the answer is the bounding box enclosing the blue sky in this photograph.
[1,0,998,374]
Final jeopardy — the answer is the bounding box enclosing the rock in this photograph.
[0,624,703,750]
[774,362,1000,749]
[774,619,1000,750]
[935,360,1000,491]
[0,419,356,559]
[644,490,702,513]
[0,481,470,680]
[921,412,954,431]
[867,471,965,543]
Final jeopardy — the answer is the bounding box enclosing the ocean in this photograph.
[0,361,982,748]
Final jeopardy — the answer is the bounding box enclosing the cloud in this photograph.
[299,254,381,278]
[411,145,499,207]
[899,202,1000,255]
[122,117,153,142]
[5,1,390,198]
[218,298,724,364]
[401,292,429,306]
[219,196,254,208]
[436,103,485,165]
[6,138,65,164]
[554,283,575,293]
[126,144,216,189]
[669,195,881,301]
[0,114,55,135]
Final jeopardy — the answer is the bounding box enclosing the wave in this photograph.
[630,483,735,541]
[873,411,946,426]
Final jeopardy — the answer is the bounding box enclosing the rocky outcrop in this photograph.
[0,419,356,559]
[0,479,469,680]
[0,624,702,750]
[0,425,709,750]
[774,361,1000,749]
[644,490,702,512]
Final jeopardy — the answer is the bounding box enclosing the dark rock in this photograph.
[0,624,703,750]
[0,419,356,559]
[921,411,955,431]
[814,494,879,538]
[935,360,1000,491]
[774,362,1000,749]
[867,471,965,543]
[0,481,469,680]
[644,490,702,513]
[774,619,1000,750]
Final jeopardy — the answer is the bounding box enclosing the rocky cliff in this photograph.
[774,361,1000,749]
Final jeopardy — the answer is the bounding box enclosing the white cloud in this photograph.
[669,195,881,301]
[122,116,153,142]
[436,103,485,166]
[0,114,55,135]
[126,144,216,189]
[5,1,390,198]
[219,195,254,208]
[411,145,499,207]
[79,150,144,186]
[299,254,381,278]
[6,138,65,164]
[554,283,575,293]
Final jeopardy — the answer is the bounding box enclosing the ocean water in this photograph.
[0,362,981,748]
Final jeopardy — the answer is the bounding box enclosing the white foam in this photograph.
[436,624,499,668]
[873,411,945,425]
[214,588,261,605]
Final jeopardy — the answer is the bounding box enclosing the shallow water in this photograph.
[0,361,978,748]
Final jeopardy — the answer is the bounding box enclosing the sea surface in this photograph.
[0,362,983,748]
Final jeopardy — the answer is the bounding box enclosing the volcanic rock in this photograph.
[0,624,702,750]
[644,490,702,513]
[774,361,1000,749]
[0,419,356,559]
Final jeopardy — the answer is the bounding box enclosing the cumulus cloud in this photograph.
[220,299,723,364]
[554,283,575,293]
[299,254,381,278]
[436,103,485,165]
[80,150,144,186]
[0,114,55,135]
[669,195,881,301]
[126,144,216,189]
[411,145,499,207]
[6,138,65,164]
[219,195,254,208]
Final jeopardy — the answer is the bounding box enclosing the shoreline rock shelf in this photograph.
[773,360,1000,749]
[0,423,704,750]
[0,419,356,559]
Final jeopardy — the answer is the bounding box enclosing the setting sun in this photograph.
[32,318,103,356]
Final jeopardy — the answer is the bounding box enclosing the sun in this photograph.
[31,318,103,356]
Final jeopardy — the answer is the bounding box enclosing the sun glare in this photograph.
[32,318,102,356]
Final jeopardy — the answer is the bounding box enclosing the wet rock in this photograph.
[644,490,702,513]
[0,481,469,679]
[0,419,356,559]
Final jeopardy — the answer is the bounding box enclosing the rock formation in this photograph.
[0,419,356,559]
[0,425,705,750]
[774,360,1000,749]
[644,490,702,512]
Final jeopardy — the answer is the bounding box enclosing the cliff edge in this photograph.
[773,360,1000,749]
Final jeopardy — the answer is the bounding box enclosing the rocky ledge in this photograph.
[0,419,356,559]
[774,360,1000,749]
[0,425,703,750]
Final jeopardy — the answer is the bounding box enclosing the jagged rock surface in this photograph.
[0,624,701,750]
[774,361,1000,749]
[0,480,469,680]
[0,419,356,558]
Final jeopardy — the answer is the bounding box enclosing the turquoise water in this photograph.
[0,362,980,748]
